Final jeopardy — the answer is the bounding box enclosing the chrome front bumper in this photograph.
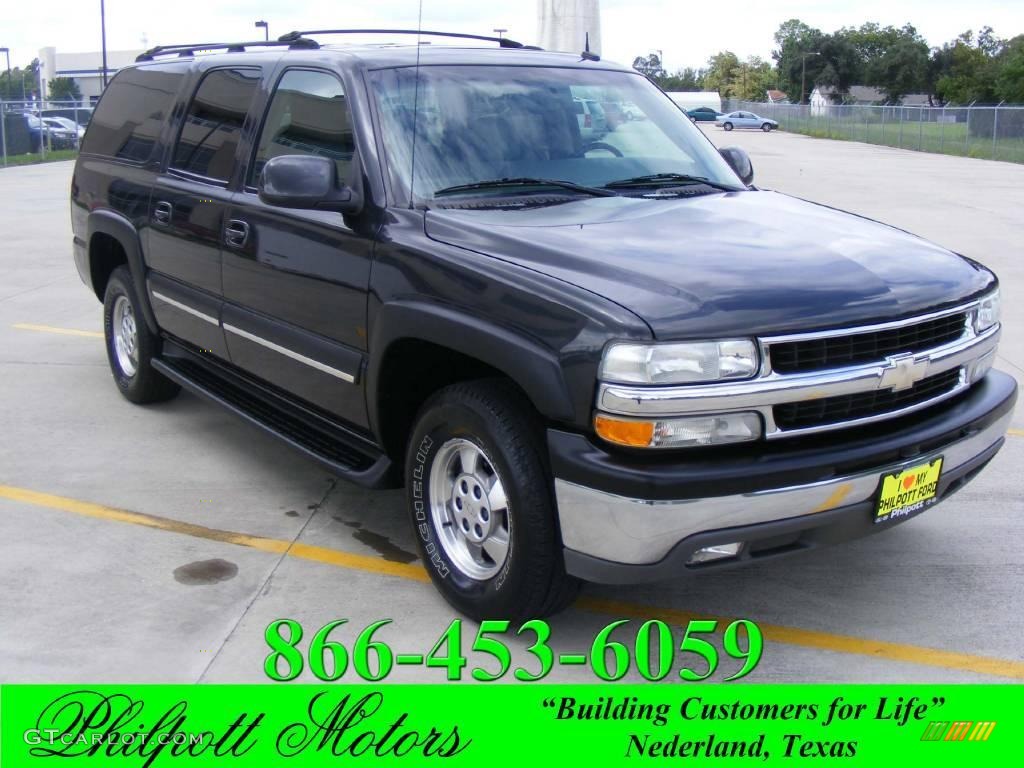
[555,408,1012,574]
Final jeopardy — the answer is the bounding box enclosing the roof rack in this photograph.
[136,37,318,62]
[277,29,537,50]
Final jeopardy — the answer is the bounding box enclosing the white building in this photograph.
[537,0,601,55]
[38,46,144,103]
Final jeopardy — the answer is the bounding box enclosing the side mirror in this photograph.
[719,146,754,186]
[258,155,363,214]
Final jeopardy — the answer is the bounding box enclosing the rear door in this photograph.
[145,66,262,358]
[221,67,373,429]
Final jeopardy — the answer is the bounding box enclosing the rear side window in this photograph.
[171,68,260,182]
[80,64,185,162]
[249,69,354,187]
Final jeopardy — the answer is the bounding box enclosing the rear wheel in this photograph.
[723,122,734,131]
[405,380,580,621]
[761,123,773,132]
[103,266,180,404]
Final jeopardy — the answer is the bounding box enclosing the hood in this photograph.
[425,191,994,339]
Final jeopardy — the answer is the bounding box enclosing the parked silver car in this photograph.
[716,111,779,132]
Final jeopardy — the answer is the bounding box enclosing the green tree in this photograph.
[813,33,863,100]
[870,37,930,103]
[772,18,825,102]
[704,51,740,95]
[661,67,704,91]
[934,30,1002,104]
[842,22,903,64]
[48,77,82,102]
[727,57,776,100]
[994,35,1024,102]
[0,60,37,101]
[632,53,666,81]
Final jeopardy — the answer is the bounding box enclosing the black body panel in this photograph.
[70,42,1011,530]
[425,192,996,339]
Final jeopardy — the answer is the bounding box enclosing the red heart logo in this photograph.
[903,476,915,490]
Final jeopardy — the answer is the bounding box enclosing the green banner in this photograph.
[0,684,1018,765]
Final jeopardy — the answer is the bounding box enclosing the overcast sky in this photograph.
[2,0,1021,73]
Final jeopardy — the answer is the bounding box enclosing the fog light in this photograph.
[595,412,761,449]
[688,542,742,565]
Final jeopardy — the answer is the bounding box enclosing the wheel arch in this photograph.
[367,301,576,463]
[86,210,158,334]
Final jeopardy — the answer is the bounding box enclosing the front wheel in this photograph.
[762,123,774,132]
[405,380,580,621]
[723,122,734,131]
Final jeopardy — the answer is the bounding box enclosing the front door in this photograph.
[221,68,374,429]
[146,66,261,359]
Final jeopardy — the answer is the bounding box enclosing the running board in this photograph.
[152,345,396,489]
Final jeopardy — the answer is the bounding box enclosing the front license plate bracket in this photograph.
[875,456,944,525]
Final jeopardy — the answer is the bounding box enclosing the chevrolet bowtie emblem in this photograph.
[879,354,929,392]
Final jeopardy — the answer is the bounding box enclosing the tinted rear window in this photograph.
[81,63,186,162]
[171,68,260,181]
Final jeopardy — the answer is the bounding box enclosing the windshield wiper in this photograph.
[603,173,740,192]
[434,177,616,198]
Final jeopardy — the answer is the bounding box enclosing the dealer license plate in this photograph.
[875,457,943,524]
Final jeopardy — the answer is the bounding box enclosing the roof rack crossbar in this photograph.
[277,29,532,49]
[136,38,318,62]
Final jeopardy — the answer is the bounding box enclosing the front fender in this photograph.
[366,300,577,436]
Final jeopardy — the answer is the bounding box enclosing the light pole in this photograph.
[800,50,820,105]
[100,0,109,88]
[255,21,269,41]
[0,46,10,102]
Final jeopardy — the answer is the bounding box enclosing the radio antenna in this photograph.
[408,0,425,209]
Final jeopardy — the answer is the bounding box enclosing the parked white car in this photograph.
[716,111,779,132]
[44,116,86,139]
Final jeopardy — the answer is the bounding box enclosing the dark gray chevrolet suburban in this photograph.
[71,31,1016,620]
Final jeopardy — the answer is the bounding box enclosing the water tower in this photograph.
[537,0,602,55]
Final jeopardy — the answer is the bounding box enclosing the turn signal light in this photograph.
[594,415,655,447]
[594,411,763,449]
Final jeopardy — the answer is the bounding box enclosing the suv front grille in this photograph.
[773,368,962,431]
[769,312,967,374]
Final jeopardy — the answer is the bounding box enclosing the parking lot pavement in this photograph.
[1,146,1022,684]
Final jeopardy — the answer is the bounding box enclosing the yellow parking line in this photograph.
[1,483,1022,680]
[1009,429,1024,438]
[0,485,427,583]
[574,598,1024,680]
[12,323,103,339]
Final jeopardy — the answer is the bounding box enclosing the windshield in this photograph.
[369,65,742,204]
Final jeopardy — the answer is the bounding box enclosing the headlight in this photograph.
[599,340,759,385]
[594,412,762,449]
[975,289,1000,332]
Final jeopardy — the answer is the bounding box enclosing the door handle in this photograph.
[224,219,250,248]
[153,201,172,225]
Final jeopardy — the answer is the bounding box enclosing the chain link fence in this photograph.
[1,100,93,167]
[723,100,1024,164]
